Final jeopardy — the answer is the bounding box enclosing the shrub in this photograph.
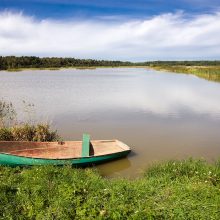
[0,123,59,142]
[33,124,59,142]
[0,127,13,141]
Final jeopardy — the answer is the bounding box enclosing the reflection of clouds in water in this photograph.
[1,68,220,120]
[135,74,220,117]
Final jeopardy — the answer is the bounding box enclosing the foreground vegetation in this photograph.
[0,158,219,219]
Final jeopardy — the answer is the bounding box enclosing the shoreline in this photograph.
[1,65,149,72]
[150,65,220,82]
[2,65,220,83]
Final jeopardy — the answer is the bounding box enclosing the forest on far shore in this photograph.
[0,56,220,70]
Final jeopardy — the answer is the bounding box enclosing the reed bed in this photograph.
[152,65,220,82]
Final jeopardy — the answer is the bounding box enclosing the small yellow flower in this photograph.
[100,210,107,216]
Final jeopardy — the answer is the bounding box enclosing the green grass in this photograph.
[151,65,220,82]
[0,158,219,219]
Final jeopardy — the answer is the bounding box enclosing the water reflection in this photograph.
[0,68,220,177]
[1,68,220,119]
[97,158,132,177]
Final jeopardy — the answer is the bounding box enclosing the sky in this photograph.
[0,0,220,61]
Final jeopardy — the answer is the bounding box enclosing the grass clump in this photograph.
[0,99,59,142]
[0,123,59,142]
[0,158,219,219]
[0,127,14,141]
[152,65,220,82]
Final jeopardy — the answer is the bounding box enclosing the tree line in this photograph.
[0,56,220,70]
[0,56,133,70]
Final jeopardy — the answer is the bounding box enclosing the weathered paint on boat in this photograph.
[0,139,131,166]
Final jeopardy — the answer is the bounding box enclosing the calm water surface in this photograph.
[1,68,220,178]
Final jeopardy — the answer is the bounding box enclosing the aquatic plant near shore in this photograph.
[0,99,59,142]
[0,123,59,142]
[0,100,16,127]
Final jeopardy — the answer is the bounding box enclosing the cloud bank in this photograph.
[0,11,220,60]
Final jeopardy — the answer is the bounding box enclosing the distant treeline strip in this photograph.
[0,56,134,70]
[1,56,220,70]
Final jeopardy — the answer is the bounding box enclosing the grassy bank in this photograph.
[0,158,219,219]
[151,65,220,82]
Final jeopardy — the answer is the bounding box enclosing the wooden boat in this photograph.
[0,134,131,166]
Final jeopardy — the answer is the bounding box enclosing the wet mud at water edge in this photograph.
[0,68,220,178]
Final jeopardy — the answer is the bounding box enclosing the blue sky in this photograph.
[0,0,220,60]
[1,0,220,19]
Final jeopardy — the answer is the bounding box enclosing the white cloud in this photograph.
[0,11,220,60]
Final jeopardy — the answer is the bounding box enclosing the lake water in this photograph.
[1,68,220,178]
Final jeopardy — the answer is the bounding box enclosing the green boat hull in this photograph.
[0,150,130,167]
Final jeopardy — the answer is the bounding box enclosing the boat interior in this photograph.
[0,140,130,159]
